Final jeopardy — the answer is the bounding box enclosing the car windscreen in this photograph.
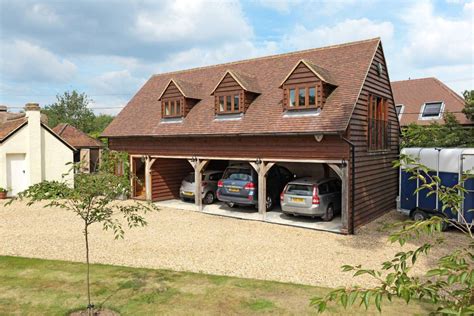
[184,173,205,183]
[223,168,252,181]
[286,184,313,196]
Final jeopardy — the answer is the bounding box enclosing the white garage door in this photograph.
[7,154,27,196]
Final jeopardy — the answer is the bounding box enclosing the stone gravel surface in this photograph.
[0,200,467,288]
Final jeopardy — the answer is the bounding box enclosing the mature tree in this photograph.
[462,90,474,122]
[7,154,156,315]
[88,114,115,139]
[311,156,474,315]
[43,91,96,133]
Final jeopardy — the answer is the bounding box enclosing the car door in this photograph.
[318,182,331,211]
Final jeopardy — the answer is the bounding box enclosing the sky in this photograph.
[0,0,473,115]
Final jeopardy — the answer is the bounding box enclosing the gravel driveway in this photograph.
[0,200,467,288]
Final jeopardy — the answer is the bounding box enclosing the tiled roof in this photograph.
[391,77,470,126]
[158,78,204,100]
[53,123,104,148]
[0,117,27,141]
[102,38,381,137]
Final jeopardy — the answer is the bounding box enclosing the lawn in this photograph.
[0,256,434,315]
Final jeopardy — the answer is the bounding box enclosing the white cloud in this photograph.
[90,69,145,95]
[257,0,362,14]
[400,0,473,68]
[0,40,77,82]
[281,18,394,50]
[133,0,253,44]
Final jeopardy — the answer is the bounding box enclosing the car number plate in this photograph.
[183,191,194,196]
[228,187,240,193]
[291,197,305,203]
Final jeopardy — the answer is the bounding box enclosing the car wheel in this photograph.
[322,205,334,221]
[226,202,236,208]
[265,195,274,211]
[204,192,215,204]
[412,209,428,221]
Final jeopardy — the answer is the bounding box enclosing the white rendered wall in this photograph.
[41,127,74,186]
[0,125,28,189]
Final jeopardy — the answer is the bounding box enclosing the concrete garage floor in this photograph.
[155,199,343,233]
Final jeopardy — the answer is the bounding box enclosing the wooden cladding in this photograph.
[151,158,193,201]
[368,94,389,151]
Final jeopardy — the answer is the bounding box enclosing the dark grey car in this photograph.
[180,170,224,204]
[280,177,341,221]
[217,163,293,211]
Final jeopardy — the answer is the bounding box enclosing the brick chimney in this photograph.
[25,103,43,184]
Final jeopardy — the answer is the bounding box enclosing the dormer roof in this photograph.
[158,78,203,100]
[279,59,337,87]
[210,69,261,95]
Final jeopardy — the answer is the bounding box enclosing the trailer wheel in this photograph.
[412,209,428,221]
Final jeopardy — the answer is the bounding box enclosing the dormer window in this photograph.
[162,98,183,118]
[287,86,317,108]
[280,60,337,111]
[211,70,260,116]
[158,79,202,120]
[217,94,241,113]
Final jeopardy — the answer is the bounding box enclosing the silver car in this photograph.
[280,177,341,221]
[180,170,224,204]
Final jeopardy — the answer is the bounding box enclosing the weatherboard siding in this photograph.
[349,43,400,230]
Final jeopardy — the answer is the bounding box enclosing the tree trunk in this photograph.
[85,224,92,316]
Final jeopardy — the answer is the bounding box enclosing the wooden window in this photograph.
[368,94,389,151]
[284,84,319,109]
[114,161,124,176]
[219,96,225,112]
[162,97,184,118]
[215,92,242,114]
[234,95,239,111]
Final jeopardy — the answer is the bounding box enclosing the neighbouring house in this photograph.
[0,103,75,196]
[53,123,104,173]
[391,77,471,126]
[102,38,400,234]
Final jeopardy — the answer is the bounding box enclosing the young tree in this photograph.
[7,158,156,315]
[311,156,474,315]
[43,91,96,133]
[463,90,474,122]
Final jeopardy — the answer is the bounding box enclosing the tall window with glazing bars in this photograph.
[368,94,390,151]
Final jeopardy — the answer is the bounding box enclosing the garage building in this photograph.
[102,38,400,234]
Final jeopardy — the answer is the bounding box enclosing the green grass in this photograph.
[0,256,433,315]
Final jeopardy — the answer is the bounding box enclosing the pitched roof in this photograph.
[158,78,204,100]
[279,59,337,87]
[102,38,381,138]
[391,77,470,126]
[211,69,261,95]
[0,117,27,141]
[53,123,104,148]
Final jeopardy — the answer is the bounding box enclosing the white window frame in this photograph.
[395,104,404,120]
[418,101,445,120]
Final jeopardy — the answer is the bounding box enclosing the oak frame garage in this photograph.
[103,38,400,234]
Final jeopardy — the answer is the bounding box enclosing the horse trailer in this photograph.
[397,148,474,224]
